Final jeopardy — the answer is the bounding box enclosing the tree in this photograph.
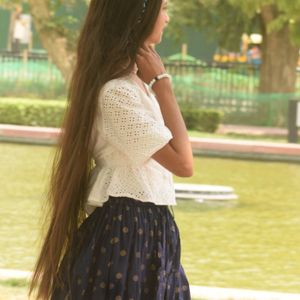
[27,0,77,82]
[0,0,86,82]
[169,0,300,94]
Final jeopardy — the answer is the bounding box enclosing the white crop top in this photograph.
[86,75,176,211]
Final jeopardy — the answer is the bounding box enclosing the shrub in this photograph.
[0,98,66,127]
[178,101,222,132]
[0,98,222,133]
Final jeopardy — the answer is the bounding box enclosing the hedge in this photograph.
[0,98,222,133]
[0,98,66,127]
[178,101,222,133]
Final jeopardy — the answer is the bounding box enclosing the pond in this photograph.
[0,143,299,294]
[174,157,300,294]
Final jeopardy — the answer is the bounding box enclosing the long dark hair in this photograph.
[29,0,162,298]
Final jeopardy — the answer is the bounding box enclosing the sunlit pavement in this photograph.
[1,269,300,300]
[1,124,300,162]
[190,285,300,300]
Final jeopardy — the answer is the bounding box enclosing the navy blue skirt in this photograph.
[52,196,191,299]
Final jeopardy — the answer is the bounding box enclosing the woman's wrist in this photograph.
[148,73,172,90]
[151,77,173,99]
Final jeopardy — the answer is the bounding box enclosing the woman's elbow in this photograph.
[174,162,194,177]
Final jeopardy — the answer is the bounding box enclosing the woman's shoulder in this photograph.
[101,76,137,94]
[99,76,141,106]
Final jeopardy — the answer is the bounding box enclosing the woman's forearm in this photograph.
[152,78,193,171]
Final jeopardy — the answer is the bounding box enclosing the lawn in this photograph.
[0,280,28,300]
[0,142,300,298]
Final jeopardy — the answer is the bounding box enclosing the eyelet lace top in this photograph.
[86,76,176,212]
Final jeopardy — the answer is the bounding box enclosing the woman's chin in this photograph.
[156,37,163,45]
[156,33,164,44]
[145,36,162,46]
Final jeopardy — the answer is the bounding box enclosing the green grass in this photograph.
[0,280,29,300]
[0,142,300,298]
[0,285,28,300]
[0,143,53,271]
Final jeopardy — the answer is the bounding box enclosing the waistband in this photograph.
[105,196,175,218]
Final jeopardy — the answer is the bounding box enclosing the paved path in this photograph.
[0,124,60,144]
[190,285,300,300]
[217,124,300,137]
[191,137,300,162]
[1,124,299,162]
[1,269,299,300]
[0,269,31,280]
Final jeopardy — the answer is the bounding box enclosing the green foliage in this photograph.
[178,102,222,133]
[0,0,21,9]
[43,15,79,49]
[0,0,77,9]
[0,0,87,51]
[44,0,85,50]
[168,0,256,50]
[0,96,222,132]
[0,98,66,127]
[169,0,300,49]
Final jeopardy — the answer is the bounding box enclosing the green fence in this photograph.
[0,51,65,99]
[165,62,299,127]
[0,52,299,127]
[166,62,260,96]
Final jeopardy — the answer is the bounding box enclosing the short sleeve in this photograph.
[101,83,172,165]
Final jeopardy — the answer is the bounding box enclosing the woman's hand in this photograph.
[136,45,193,177]
[136,44,166,84]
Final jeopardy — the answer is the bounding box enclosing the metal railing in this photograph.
[0,51,298,126]
[0,50,63,82]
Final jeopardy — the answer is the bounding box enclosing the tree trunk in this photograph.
[27,0,75,83]
[260,4,299,93]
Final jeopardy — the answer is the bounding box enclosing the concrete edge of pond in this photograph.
[0,269,299,300]
[0,124,300,162]
[190,137,300,163]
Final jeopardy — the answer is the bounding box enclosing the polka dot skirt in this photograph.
[52,196,191,299]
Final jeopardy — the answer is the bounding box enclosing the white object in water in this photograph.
[174,183,238,202]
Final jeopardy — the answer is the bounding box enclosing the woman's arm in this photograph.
[152,78,193,177]
[136,45,193,177]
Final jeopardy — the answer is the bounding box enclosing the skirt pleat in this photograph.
[52,196,191,300]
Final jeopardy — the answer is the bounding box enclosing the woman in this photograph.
[29,0,193,299]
